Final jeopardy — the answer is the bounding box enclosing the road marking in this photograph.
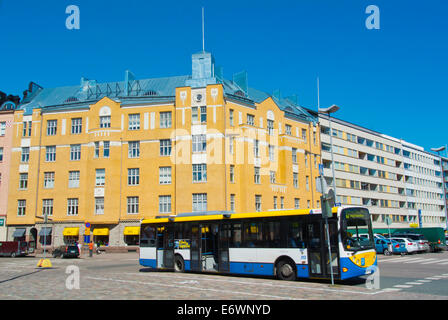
[110,272,382,295]
[419,258,441,265]
[405,282,423,285]
[416,280,432,283]
[424,277,441,280]
[380,257,417,263]
[403,258,428,264]
[437,261,448,265]
[381,288,402,292]
[393,285,413,288]
[86,276,303,300]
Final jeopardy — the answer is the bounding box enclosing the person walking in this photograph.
[88,242,93,257]
[77,241,82,257]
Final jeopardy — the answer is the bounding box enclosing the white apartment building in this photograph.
[318,114,408,229]
[401,141,445,228]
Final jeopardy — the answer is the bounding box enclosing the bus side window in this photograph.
[288,221,305,249]
[140,225,156,247]
[231,222,242,248]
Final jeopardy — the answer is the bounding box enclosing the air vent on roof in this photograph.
[143,90,157,96]
[64,96,79,103]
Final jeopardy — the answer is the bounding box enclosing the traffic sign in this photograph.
[318,164,324,176]
[85,222,91,228]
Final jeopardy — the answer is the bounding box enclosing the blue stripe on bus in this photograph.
[140,258,310,278]
[339,257,378,280]
[139,258,157,268]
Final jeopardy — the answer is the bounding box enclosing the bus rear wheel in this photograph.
[276,260,296,281]
[174,255,185,272]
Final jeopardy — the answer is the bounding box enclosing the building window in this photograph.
[280,196,284,209]
[292,148,297,164]
[17,200,26,216]
[95,169,105,186]
[128,168,140,186]
[255,195,262,212]
[42,199,53,217]
[68,171,80,188]
[267,120,274,136]
[127,196,139,214]
[193,193,207,212]
[306,176,310,191]
[159,195,171,213]
[254,139,259,158]
[70,144,81,161]
[230,165,235,183]
[192,106,207,124]
[128,141,140,158]
[229,109,234,126]
[71,118,82,134]
[294,198,300,209]
[45,146,56,162]
[305,153,309,167]
[103,141,110,158]
[0,147,3,162]
[193,164,207,182]
[159,167,171,184]
[100,116,111,128]
[293,173,298,188]
[270,171,276,184]
[285,124,292,136]
[200,106,207,123]
[94,142,100,158]
[269,145,275,161]
[160,139,171,156]
[19,173,28,190]
[302,129,307,143]
[47,120,57,136]
[160,112,172,128]
[21,147,30,163]
[23,121,32,137]
[95,197,104,215]
[247,114,255,126]
[67,198,79,216]
[254,167,260,184]
[44,172,55,189]
[192,134,206,153]
[230,194,235,212]
[128,114,140,130]
[0,122,6,136]
[273,196,278,209]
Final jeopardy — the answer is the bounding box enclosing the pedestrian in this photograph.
[88,242,93,257]
[77,241,82,257]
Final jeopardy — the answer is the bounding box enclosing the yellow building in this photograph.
[6,52,321,250]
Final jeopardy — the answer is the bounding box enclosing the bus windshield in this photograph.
[341,207,374,252]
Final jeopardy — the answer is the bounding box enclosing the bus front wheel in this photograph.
[276,260,296,281]
[174,255,185,272]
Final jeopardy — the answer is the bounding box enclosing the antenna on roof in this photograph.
[202,7,205,52]
[317,76,320,109]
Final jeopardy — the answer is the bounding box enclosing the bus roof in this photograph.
[141,207,340,224]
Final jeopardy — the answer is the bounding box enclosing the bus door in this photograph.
[190,224,201,271]
[218,222,231,272]
[200,223,219,272]
[307,219,339,279]
[156,225,174,269]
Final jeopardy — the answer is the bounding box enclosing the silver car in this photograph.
[391,238,419,254]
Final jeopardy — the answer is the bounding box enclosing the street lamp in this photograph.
[318,104,339,286]
[431,146,448,231]
[319,105,340,199]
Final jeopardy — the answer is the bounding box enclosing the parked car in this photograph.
[52,245,79,258]
[375,238,406,255]
[390,237,419,254]
[0,241,29,257]
[392,233,429,253]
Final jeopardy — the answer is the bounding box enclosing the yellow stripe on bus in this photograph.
[141,207,339,225]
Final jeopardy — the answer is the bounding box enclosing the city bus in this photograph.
[139,206,377,281]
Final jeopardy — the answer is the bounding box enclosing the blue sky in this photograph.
[0,0,447,153]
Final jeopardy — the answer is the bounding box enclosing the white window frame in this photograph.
[192,193,207,212]
[67,198,79,216]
